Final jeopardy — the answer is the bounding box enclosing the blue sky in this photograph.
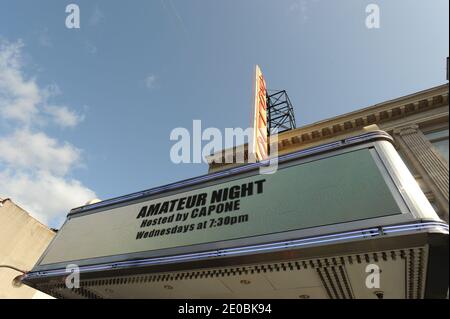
[0,0,448,227]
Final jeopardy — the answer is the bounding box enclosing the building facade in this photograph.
[20,84,449,299]
[208,84,449,223]
[0,198,55,298]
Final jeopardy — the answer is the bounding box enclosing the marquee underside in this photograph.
[33,245,427,299]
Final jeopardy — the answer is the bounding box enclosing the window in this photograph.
[425,129,449,163]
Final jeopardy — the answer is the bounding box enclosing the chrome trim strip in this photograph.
[383,225,449,234]
[383,221,448,230]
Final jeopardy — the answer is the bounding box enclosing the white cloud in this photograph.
[0,129,81,176]
[0,40,41,124]
[0,170,96,226]
[145,74,157,89]
[0,40,85,127]
[45,104,84,127]
[0,39,96,227]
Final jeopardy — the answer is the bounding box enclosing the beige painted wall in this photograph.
[0,198,55,299]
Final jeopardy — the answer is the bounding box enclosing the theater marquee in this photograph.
[39,148,401,265]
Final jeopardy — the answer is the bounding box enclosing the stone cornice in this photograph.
[208,84,449,171]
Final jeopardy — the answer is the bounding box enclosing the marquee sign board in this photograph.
[39,148,402,266]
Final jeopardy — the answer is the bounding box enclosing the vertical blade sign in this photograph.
[252,65,268,161]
